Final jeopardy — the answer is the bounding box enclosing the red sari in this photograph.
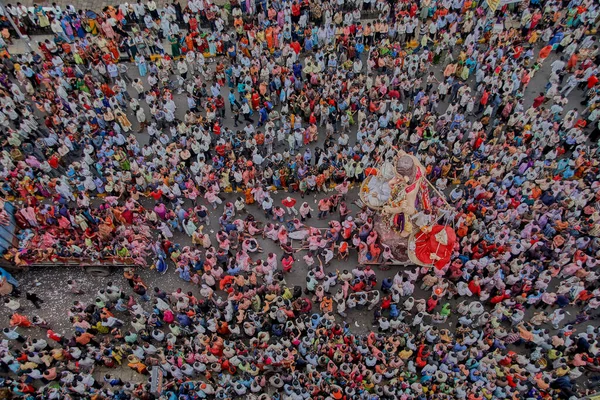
[107,40,120,61]
[251,92,260,110]
[282,255,294,272]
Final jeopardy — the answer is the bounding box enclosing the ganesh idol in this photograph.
[361,151,431,237]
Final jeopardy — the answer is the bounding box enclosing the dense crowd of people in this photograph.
[0,0,600,398]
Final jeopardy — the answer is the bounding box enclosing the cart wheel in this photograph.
[85,266,111,277]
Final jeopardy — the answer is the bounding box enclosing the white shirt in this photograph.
[134,3,146,16]
[551,59,565,74]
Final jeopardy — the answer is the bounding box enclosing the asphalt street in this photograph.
[0,32,591,385]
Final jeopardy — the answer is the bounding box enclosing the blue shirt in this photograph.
[259,107,268,121]
[414,91,425,104]
[563,168,574,179]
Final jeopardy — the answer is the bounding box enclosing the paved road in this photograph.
[0,22,592,386]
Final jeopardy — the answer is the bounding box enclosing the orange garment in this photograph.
[369,243,381,261]
[265,27,274,49]
[315,174,325,187]
[252,133,263,147]
[567,53,578,70]
[240,37,250,57]
[339,241,348,253]
[320,298,333,313]
[107,40,120,60]
[186,35,194,50]
[128,361,147,374]
[245,188,254,204]
[62,42,72,54]
[76,332,96,345]
[538,45,552,60]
